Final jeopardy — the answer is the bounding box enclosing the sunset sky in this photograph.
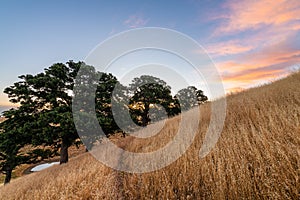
[1,0,300,107]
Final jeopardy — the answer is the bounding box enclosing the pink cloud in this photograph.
[291,23,300,31]
[217,53,300,90]
[205,40,253,56]
[215,0,300,34]
[215,35,300,92]
[237,35,300,66]
[123,14,149,28]
[207,0,300,93]
[221,67,290,94]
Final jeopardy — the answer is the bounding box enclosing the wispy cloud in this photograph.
[205,40,253,56]
[218,46,300,87]
[206,0,300,93]
[217,52,300,92]
[215,0,300,35]
[123,14,149,28]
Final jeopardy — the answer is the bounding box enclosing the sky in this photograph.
[1,0,300,108]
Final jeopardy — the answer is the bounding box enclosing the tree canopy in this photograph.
[175,86,208,111]
[129,75,174,126]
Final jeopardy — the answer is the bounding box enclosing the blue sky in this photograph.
[1,0,300,106]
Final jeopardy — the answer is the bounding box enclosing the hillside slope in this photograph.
[0,72,299,199]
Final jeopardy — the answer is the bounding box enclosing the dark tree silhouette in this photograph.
[175,86,208,111]
[129,75,174,126]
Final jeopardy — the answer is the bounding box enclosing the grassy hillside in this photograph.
[0,72,299,199]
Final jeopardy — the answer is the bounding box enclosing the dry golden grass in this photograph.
[0,144,86,184]
[0,72,299,199]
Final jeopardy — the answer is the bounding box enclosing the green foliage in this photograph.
[95,72,125,134]
[0,108,56,184]
[175,86,208,111]
[73,65,127,150]
[129,75,174,126]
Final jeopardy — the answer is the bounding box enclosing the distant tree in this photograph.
[129,75,174,126]
[175,86,208,111]
[0,108,55,185]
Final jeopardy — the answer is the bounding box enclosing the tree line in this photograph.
[0,61,207,185]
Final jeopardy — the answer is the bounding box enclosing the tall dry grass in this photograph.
[0,72,299,199]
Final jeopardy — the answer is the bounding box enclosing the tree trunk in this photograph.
[60,140,69,164]
[4,169,12,185]
[141,103,150,126]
